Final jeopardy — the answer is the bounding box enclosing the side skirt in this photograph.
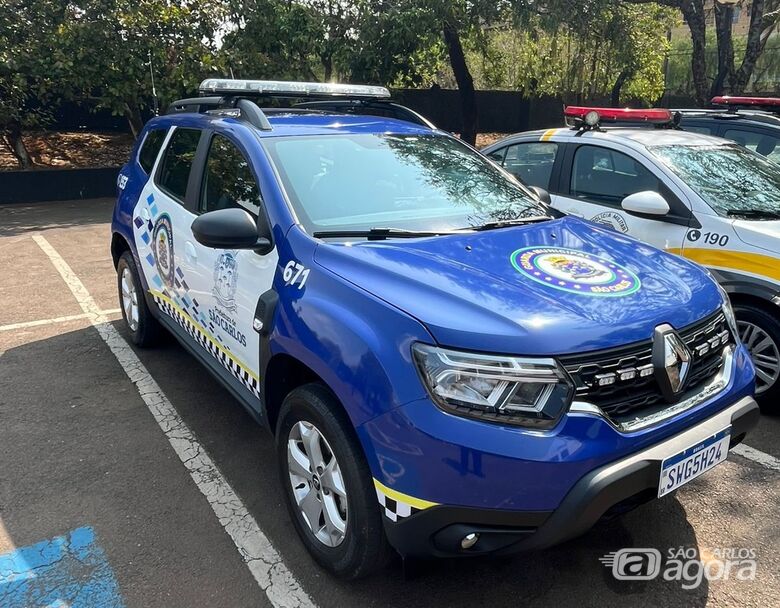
[155,310,270,429]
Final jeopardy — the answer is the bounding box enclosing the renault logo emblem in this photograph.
[652,324,692,402]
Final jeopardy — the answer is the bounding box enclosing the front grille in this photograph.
[560,310,732,424]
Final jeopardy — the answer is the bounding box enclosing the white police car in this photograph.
[483,107,780,408]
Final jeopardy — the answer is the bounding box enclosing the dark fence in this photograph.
[44,89,704,136]
[392,89,700,134]
[393,89,566,133]
[0,167,119,204]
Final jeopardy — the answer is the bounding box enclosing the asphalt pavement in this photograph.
[0,198,778,608]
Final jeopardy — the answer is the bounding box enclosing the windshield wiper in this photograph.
[465,215,553,232]
[726,208,780,220]
[312,227,459,240]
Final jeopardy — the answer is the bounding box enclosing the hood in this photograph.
[313,217,722,356]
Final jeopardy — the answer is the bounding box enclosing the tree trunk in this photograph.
[443,22,478,145]
[680,0,708,106]
[611,70,631,106]
[4,122,32,169]
[321,53,333,82]
[732,0,770,93]
[123,102,144,139]
[711,2,735,97]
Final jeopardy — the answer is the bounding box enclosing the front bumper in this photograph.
[384,396,759,558]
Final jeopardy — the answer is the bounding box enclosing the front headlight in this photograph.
[412,343,574,428]
[717,284,740,344]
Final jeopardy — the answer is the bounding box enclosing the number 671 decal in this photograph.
[283,260,310,289]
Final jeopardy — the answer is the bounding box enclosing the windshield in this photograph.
[650,144,780,217]
[261,133,549,235]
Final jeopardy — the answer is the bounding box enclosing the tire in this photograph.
[734,303,780,413]
[117,250,161,347]
[276,383,392,579]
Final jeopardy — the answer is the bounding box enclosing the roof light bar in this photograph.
[199,79,391,99]
[712,95,780,109]
[564,106,673,125]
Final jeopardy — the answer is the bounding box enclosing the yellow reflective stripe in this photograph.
[540,128,558,141]
[150,288,260,382]
[373,479,438,510]
[668,248,780,283]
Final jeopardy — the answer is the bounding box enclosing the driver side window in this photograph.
[570,145,659,206]
[201,134,262,215]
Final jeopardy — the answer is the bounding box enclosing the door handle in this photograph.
[185,241,197,262]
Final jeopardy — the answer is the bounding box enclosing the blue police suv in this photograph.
[111,79,759,578]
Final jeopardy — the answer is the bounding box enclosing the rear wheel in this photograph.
[734,303,780,413]
[117,251,161,347]
[276,384,392,579]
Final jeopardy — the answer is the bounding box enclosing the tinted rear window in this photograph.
[138,129,168,174]
[157,128,201,201]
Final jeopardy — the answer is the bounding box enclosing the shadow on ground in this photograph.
[0,198,113,237]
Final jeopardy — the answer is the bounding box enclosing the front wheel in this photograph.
[276,384,392,579]
[735,303,780,413]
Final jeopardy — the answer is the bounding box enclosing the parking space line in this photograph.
[732,444,780,472]
[32,234,316,608]
[0,310,120,332]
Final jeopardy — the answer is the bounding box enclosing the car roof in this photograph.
[676,108,780,129]
[485,126,733,151]
[144,111,435,138]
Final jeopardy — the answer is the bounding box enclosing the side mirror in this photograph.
[191,208,273,254]
[621,191,670,217]
[530,186,552,205]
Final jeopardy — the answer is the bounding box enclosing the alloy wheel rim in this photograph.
[287,420,348,547]
[121,267,139,332]
[738,320,780,394]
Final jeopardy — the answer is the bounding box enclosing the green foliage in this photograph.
[0,0,688,144]
[667,31,780,95]
[464,2,679,103]
[59,0,229,134]
[0,0,68,132]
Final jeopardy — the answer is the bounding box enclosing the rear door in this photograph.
[133,125,205,326]
[551,142,692,252]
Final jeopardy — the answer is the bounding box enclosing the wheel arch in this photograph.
[264,353,326,432]
[111,231,132,269]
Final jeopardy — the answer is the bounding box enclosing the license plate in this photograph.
[658,427,731,498]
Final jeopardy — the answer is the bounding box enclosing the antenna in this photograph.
[148,50,159,116]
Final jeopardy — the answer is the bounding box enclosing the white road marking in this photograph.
[732,443,780,472]
[33,234,315,608]
[0,310,121,332]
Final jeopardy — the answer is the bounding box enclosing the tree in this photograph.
[61,0,228,137]
[0,0,67,167]
[403,1,512,144]
[624,0,780,105]
[468,1,677,105]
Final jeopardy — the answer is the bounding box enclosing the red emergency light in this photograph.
[712,95,780,109]
[564,106,673,126]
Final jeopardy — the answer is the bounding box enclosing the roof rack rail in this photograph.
[166,95,272,130]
